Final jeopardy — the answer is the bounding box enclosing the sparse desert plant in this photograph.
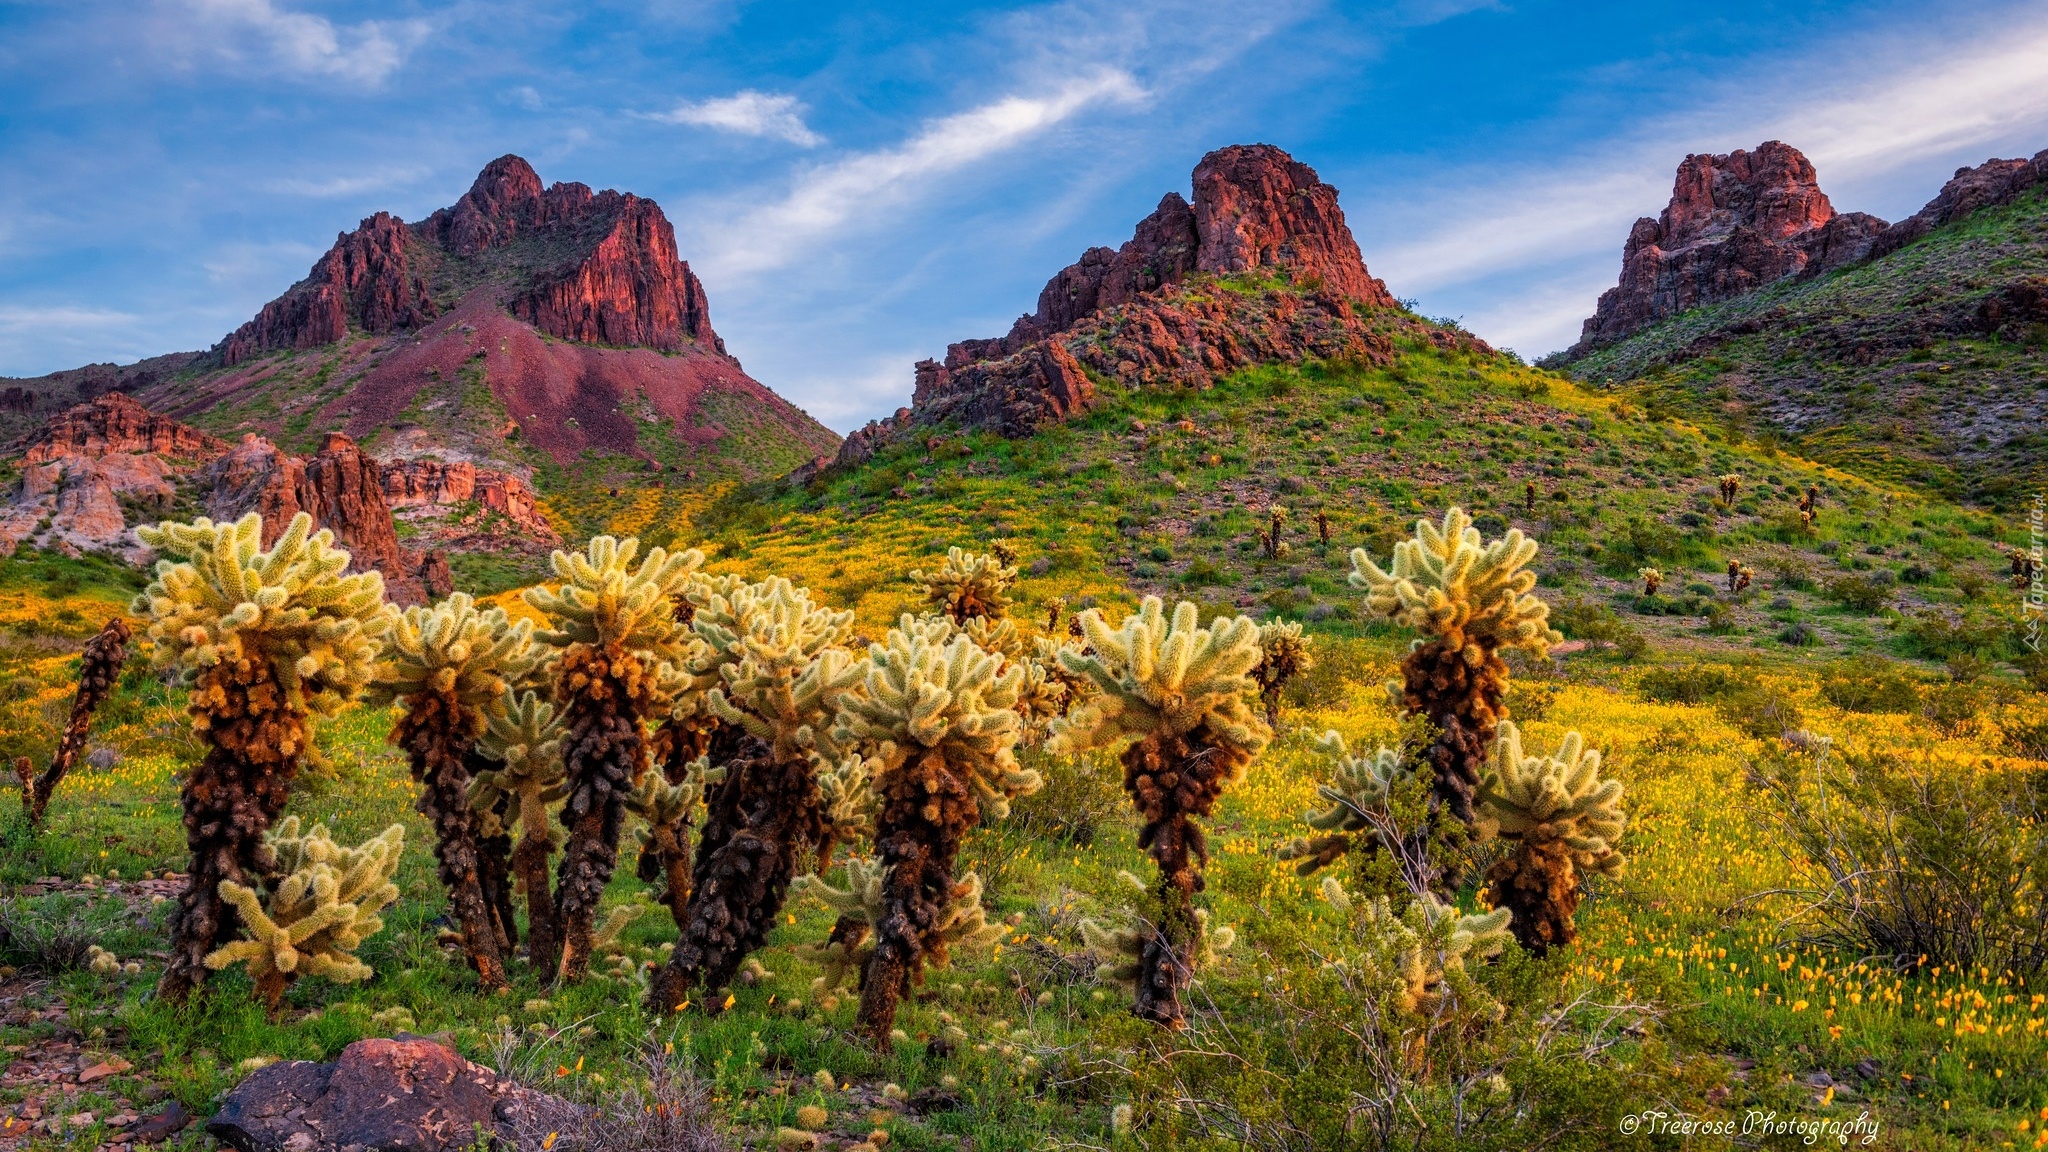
[204,817,404,1011]
[525,535,703,982]
[1318,878,1511,1017]
[1277,731,1406,876]
[792,856,1004,1004]
[1050,598,1268,1026]
[626,754,722,931]
[1350,508,1561,826]
[1717,474,1740,507]
[834,615,1033,1041]
[132,512,388,1002]
[1257,506,1290,559]
[512,1045,735,1152]
[913,547,1017,623]
[1251,619,1314,725]
[20,616,129,827]
[473,690,568,971]
[1313,509,1332,546]
[651,576,863,1011]
[368,592,541,990]
[1475,722,1625,954]
[1523,480,1537,514]
[1637,567,1662,597]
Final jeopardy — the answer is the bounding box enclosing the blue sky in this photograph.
[4,0,2047,432]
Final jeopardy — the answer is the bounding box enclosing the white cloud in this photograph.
[175,0,428,87]
[1365,13,2048,358]
[699,71,1148,278]
[650,90,824,147]
[263,166,430,198]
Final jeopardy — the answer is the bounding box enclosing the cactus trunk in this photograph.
[472,769,519,953]
[27,618,130,828]
[1396,639,1509,826]
[550,642,651,984]
[393,692,507,990]
[513,831,559,969]
[1484,836,1580,955]
[159,660,303,1003]
[1119,726,1249,1028]
[650,740,822,1013]
[858,746,974,1042]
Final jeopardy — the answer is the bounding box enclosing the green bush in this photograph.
[1749,740,2048,975]
[1819,657,1922,713]
[1822,575,1893,613]
[1551,598,1649,660]
[1716,687,1804,739]
[1637,664,1743,705]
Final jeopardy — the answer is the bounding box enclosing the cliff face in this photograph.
[21,392,226,464]
[221,155,725,364]
[833,143,1404,464]
[1568,142,1889,353]
[202,432,428,604]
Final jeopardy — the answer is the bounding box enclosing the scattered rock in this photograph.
[129,1100,191,1144]
[206,1036,566,1152]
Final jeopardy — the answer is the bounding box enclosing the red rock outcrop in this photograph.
[1568,142,1889,354]
[1866,148,2048,262]
[218,155,728,365]
[381,456,557,544]
[842,143,1401,461]
[20,393,225,464]
[203,432,426,604]
[220,213,438,366]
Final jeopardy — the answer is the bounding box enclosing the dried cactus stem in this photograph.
[394,692,507,991]
[1397,639,1508,826]
[28,617,130,827]
[1120,726,1246,1028]
[159,659,302,1004]
[652,742,822,1011]
[253,965,291,1014]
[1484,837,1580,955]
[551,642,650,984]
[474,773,519,953]
[857,747,974,1043]
[513,831,559,969]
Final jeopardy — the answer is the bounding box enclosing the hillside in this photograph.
[0,155,840,520]
[1550,143,2048,509]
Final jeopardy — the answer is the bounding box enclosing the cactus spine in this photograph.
[834,615,1033,1042]
[1475,722,1625,954]
[1049,598,1268,1027]
[370,593,540,989]
[1319,879,1510,1018]
[24,617,130,827]
[525,535,702,983]
[132,512,387,1002]
[1349,507,1560,828]
[204,817,403,1011]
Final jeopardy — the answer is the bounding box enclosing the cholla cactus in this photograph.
[1475,722,1625,954]
[1638,567,1662,597]
[1257,506,1289,559]
[526,535,702,983]
[1277,732,1406,876]
[794,860,1003,1000]
[24,617,130,827]
[627,755,723,929]
[1045,596,1068,634]
[1081,872,1234,994]
[369,593,540,989]
[204,818,404,1011]
[813,755,874,871]
[1524,481,1537,514]
[1048,598,1268,1027]
[1251,619,1314,725]
[833,616,1031,1041]
[1320,880,1510,1018]
[913,547,1018,624]
[131,512,388,1002]
[1314,509,1332,547]
[473,690,568,970]
[1717,475,1741,506]
[1349,507,1559,827]
[652,577,862,1012]
[958,614,1029,662]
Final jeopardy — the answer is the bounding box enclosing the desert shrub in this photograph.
[0,895,103,973]
[1818,657,1922,713]
[1550,598,1648,660]
[1008,749,1128,847]
[512,1047,733,1152]
[1822,575,1893,613]
[1769,554,1816,590]
[1636,664,1742,705]
[1715,688,1804,739]
[1776,622,1819,647]
[1748,739,2048,975]
[1900,608,2008,660]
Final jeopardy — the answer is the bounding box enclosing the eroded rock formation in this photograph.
[203,432,426,603]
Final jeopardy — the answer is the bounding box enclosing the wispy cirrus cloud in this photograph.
[649,90,824,147]
[166,0,430,87]
[698,70,1149,278]
[263,166,431,198]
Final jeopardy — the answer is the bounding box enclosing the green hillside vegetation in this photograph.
[1558,185,2048,510]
